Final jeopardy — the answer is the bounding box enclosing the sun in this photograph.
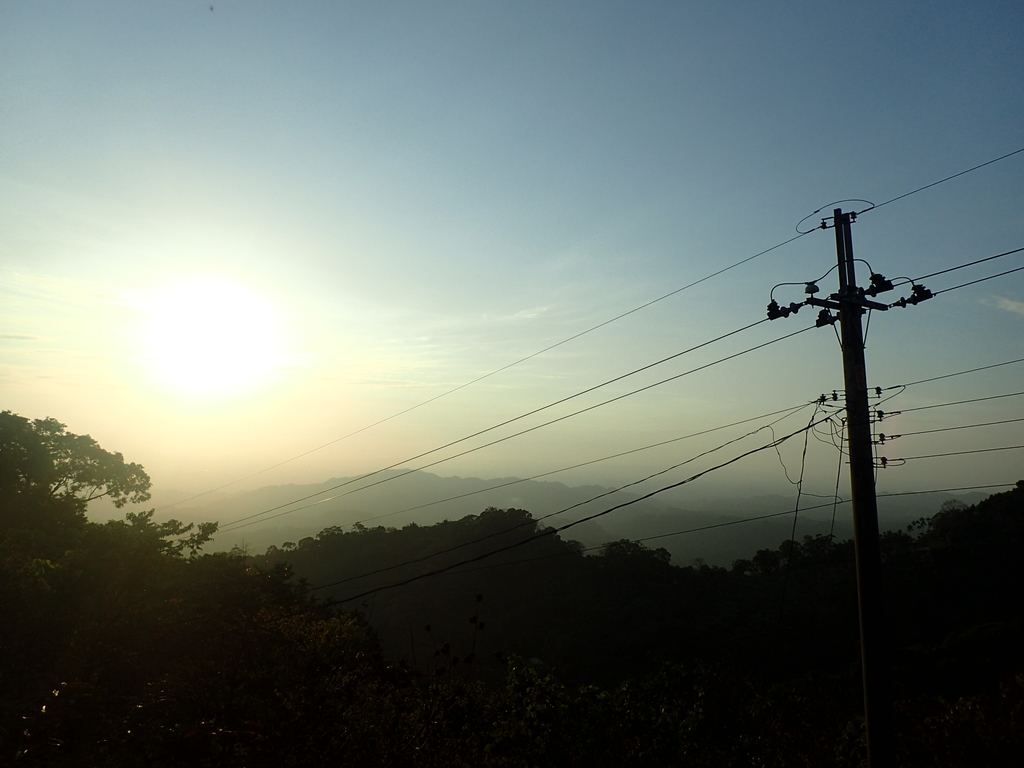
[143,279,284,396]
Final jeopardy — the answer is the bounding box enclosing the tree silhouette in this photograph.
[0,411,151,522]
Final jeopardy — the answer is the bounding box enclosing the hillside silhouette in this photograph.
[181,468,989,567]
[3,412,1021,766]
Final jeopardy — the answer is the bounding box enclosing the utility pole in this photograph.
[830,209,896,767]
[769,208,899,766]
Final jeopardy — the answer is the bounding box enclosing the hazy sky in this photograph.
[2,1,1023,524]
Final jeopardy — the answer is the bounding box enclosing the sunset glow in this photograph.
[1,1,1021,505]
[144,279,282,396]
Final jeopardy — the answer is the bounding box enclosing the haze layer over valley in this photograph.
[149,470,990,567]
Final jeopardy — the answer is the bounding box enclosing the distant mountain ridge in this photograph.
[170,470,990,566]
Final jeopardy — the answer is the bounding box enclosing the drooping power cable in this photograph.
[219,322,814,532]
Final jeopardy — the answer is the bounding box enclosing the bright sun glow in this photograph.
[144,279,284,396]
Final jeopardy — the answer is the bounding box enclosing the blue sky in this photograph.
[2,1,1022,520]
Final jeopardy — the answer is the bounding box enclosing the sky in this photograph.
[2,1,1023,529]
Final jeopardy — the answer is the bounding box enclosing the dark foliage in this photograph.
[2,413,1022,766]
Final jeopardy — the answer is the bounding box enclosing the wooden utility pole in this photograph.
[832,209,896,767]
[771,208,898,765]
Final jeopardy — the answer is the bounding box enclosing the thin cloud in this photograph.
[1,271,128,309]
[994,297,1024,316]
[510,306,551,321]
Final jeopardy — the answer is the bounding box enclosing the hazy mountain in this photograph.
[162,470,986,566]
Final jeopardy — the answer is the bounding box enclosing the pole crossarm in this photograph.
[810,294,890,312]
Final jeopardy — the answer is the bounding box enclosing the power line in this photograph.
[414,509,812,577]
[165,148,1024,515]
[881,356,1024,390]
[859,147,1024,214]
[779,407,821,621]
[303,403,817,593]
[158,234,812,512]
[225,334,816,536]
[932,263,1024,297]
[828,419,846,539]
[633,485,1014,545]
[419,483,1021,580]
[875,483,1018,499]
[796,201,876,235]
[217,317,768,529]
[306,475,1011,607]
[880,245,1024,308]
[331,402,814,528]
[201,480,1018,646]
[913,246,1024,282]
[315,414,836,607]
[536,407,813,529]
[895,444,1024,461]
[891,390,1024,415]
[812,411,846,453]
[220,353,1018,536]
[880,417,1024,440]
[431,483,1019,577]
[219,322,814,532]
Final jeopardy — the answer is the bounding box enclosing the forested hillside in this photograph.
[260,490,1024,693]
[2,412,1022,766]
[178,469,982,568]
